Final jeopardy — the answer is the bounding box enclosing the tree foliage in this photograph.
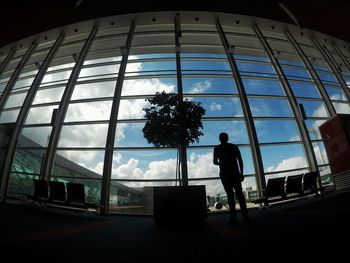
[142,91,206,148]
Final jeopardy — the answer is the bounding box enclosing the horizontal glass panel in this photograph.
[261,143,308,173]
[191,120,249,145]
[316,70,338,83]
[115,123,150,147]
[181,53,226,59]
[53,150,105,178]
[333,102,350,114]
[121,78,176,96]
[255,120,300,143]
[65,101,112,122]
[41,70,72,84]
[111,150,178,180]
[0,109,20,123]
[58,124,108,147]
[187,146,255,177]
[181,61,230,71]
[84,56,122,66]
[249,98,293,117]
[242,78,284,96]
[118,99,150,120]
[33,86,65,104]
[289,81,321,98]
[13,77,35,90]
[188,97,243,117]
[126,61,176,72]
[78,64,120,79]
[237,62,276,76]
[4,92,27,108]
[282,66,311,80]
[25,105,58,124]
[71,81,116,100]
[19,127,52,147]
[305,119,326,140]
[47,63,75,72]
[183,77,237,94]
[313,141,329,165]
[325,85,347,101]
[297,100,329,118]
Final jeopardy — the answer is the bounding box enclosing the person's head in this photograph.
[219,132,229,144]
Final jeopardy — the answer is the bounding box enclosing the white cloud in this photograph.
[266,156,307,173]
[189,80,212,93]
[209,102,222,111]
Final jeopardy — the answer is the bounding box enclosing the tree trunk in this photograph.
[179,144,188,186]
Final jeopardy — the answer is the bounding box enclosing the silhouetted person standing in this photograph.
[213,132,251,224]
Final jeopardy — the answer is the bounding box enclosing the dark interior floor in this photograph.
[1,189,349,262]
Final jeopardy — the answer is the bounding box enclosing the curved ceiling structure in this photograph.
[1,0,349,48]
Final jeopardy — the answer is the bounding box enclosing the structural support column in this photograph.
[286,31,336,117]
[101,21,135,215]
[216,19,266,198]
[41,24,98,181]
[175,14,189,187]
[0,34,64,201]
[313,38,350,102]
[0,42,37,112]
[254,24,319,173]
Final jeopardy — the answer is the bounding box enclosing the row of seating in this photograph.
[26,179,102,214]
[253,171,325,206]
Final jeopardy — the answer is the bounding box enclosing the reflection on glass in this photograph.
[53,150,105,178]
[58,124,108,147]
[249,98,293,117]
[312,141,329,165]
[12,149,45,175]
[305,119,326,140]
[255,120,300,143]
[19,127,52,147]
[261,143,308,173]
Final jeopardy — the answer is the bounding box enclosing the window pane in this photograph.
[32,86,65,104]
[58,124,108,147]
[333,102,350,114]
[25,105,58,124]
[305,119,326,140]
[255,120,300,143]
[242,78,284,96]
[289,81,320,98]
[325,85,347,101]
[297,100,329,118]
[183,77,237,94]
[71,81,116,100]
[121,78,176,96]
[249,98,293,117]
[182,61,230,71]
[189,97,243,117]
[237,62,276,77]
[118,99,150,120]
[261,144,308,173]
[115,123,150,147]
[53,150,105,178]
[3,93,27,108]
[0,109,20,123]
[191,120,249,145]
[282,66,311,81]
[111,150,178,180]
[313,142,329,165]
[65,101,112,122]
[19,127,52,147]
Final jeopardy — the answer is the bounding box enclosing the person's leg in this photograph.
[223,183,237,223]
[233,181,251,221]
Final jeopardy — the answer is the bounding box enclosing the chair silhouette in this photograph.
[285,174,303,196]
[48,181,66,204]
[66,182,86,206]
[27,179,49,206]
[266,177,286,200]
[303,171,319,194]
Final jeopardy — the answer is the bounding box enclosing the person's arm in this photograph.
[213,146,219,165]
[236,145,244,181]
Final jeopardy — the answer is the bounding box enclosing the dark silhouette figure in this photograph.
[213,132,251,224]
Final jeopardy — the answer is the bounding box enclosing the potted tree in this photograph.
[142,91,207,224]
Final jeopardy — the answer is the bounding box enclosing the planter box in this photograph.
[153,185,207,224]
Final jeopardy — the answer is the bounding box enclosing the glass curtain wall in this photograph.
[3,13,350,214]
